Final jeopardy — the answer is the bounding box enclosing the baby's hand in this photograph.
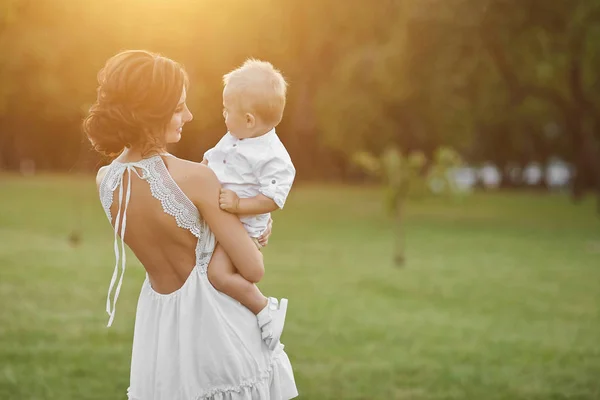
[219,189,240,213]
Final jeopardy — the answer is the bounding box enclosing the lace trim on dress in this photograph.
[144,159,203,238]
[98,155,215,326]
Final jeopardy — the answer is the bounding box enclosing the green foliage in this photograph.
[1,0,600,199]
[315,0,600,196]
[354,147,417,214]
[353,146,465,214]
[427,147,467,198]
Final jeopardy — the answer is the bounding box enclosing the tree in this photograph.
[353,146,464,266]
[479,0,600,208]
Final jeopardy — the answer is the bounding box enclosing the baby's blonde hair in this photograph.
[223,59,287,127]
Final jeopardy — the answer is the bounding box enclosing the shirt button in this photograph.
[233,144,237,147]
[223,160,226,164]
[271,180,276,184]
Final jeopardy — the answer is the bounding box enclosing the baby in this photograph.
[202,59,295,350]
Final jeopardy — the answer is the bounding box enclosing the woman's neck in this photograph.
[119,146,168,162]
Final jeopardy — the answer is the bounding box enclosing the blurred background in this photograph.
[1,0,599,399]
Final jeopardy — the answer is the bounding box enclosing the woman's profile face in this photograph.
[165,86,193,144]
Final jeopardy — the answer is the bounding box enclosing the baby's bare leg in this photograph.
[207,243,268,314]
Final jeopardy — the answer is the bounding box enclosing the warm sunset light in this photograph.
[2,0,600,399]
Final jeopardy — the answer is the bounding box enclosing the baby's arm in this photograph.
[220,146,296,215]
[219,144,296,215]
[219,190,278,215]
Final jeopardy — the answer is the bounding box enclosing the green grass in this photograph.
[1,174,599,400]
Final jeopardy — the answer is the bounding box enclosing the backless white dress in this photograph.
[98,154,298,400]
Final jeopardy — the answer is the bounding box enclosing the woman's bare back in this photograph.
[97,154,264,296]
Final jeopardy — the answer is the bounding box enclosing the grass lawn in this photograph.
[1,174,599,400]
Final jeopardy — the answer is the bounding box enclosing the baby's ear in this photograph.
[245,113,256,127]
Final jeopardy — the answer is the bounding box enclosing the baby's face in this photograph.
[222,87,253,139]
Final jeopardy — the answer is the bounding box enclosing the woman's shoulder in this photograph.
[164,155,215,181]
[95,165,110,190]
[163,155,220,204]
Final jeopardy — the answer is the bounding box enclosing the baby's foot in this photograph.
[257,297,288,350]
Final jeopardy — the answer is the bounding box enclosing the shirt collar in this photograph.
[237,128,276,144]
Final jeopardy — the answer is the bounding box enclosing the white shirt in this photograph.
[204,128,296,237]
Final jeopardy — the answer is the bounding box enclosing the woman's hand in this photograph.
[257,217,273,247]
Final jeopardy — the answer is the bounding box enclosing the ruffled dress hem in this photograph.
[126,346,298,400]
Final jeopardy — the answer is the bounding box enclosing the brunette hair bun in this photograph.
[83,50,188,157]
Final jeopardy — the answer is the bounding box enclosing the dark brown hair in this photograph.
[83,50,188,157]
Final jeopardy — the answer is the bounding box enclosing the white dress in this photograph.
[98,155,298,400]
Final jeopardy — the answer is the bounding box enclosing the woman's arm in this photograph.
[187,165,265,283]
[257,217,273,247]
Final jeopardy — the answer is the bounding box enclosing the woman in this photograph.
[83,50,298,399]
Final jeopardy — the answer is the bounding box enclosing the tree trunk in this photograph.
[566,113,600,213]
[0,116,17,170]
[394,198,405,267]
[581,127,600,213]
